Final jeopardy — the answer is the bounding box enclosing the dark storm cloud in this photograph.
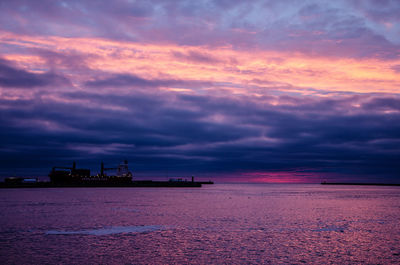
[1,87,400,181]
[363,97,400,111]
[0,59,70,88]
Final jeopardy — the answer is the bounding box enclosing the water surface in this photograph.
[1,184,400,264]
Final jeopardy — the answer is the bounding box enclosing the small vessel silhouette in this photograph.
[1,161,212,188]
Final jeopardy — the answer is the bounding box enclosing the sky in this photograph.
[0,0,400,183]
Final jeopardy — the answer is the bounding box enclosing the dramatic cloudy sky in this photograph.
[1,0,400,182]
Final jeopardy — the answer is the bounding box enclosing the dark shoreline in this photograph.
[0,180,214,188]
[321,182,400,186]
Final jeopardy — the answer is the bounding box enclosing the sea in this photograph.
[1,184,400,264]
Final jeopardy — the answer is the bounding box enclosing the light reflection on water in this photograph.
[1,184,400,264]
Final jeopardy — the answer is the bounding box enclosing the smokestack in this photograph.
[192,176,194,182]
[101,162,104,176]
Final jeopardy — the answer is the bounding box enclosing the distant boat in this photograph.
[1,161,209,188]
[49,161,132,184]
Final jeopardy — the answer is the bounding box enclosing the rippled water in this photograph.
[1,184,400,264]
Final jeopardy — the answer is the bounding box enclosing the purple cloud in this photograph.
[85,74,213,89]
[172,50,222,64]
[1,0,399,59]
[0,59,70,88]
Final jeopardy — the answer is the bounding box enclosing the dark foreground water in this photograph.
[1,184,400,264]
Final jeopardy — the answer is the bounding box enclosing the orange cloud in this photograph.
[2,30,400,98]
